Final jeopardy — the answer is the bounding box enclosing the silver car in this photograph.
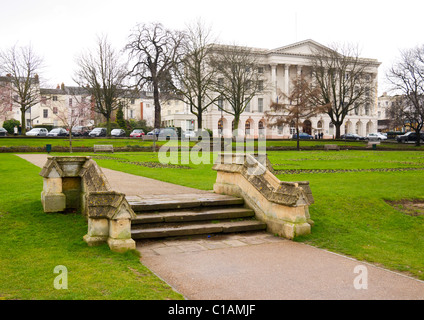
[26,128,48,136]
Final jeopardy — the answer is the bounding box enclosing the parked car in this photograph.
[396,131,424,143]
[340,133,365,141]
[0,128,8,136]
[183,130,197,139]
[129,129,145,138]
[47,128,69,137]
[111,129,126,137]
[158,127,178,139]
[366,133,387,141]
[71,126,90,136]
[26,128,48,137]
[292,132,314,140]
[88,127,107,137]
[147,128,160,136]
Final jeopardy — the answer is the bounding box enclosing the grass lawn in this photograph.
[54,149,424,281]
[0,154,184,300]
[2,148,424,300]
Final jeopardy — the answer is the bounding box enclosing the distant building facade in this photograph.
[161,39,382,138]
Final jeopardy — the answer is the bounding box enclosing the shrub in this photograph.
[3,119,20,134]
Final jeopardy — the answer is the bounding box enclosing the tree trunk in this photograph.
[69,133,73,153]
[335,123,341,139]
[197,112,202,131]
[21,108,26,135]
[296,126,300,151]
[233,114,240,139]
[106,117,111,137]
[415,128,422,147]
[153,83,161,129]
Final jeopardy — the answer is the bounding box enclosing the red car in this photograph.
[130,129,145,137]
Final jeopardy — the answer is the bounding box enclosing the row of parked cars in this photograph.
[20,126,180,138]
[340,132,388,141]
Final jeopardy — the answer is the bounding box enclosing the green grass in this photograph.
[0,154,184,300]
[48,149,424,281]
[2,148,424,299]
[270,151,424,280]
[0,137,189,149]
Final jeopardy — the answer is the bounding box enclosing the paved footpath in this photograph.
[17,153,424,300]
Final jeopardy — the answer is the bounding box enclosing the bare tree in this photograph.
[126,22,186,129]
[171,20,218,131]
[387,45,424,146]
[210,44,265,136]
[0,45,43,134]
[266,75,329,150]
[0,77,14,124]
[44,85,92,152]
[310,43,377,138]
[73,35,128,135]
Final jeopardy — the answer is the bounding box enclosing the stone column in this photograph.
[297,65,302,78]
[284,64,290,100]
[270,64,277,102]
[40,159,66,213]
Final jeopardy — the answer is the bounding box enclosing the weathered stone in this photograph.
[40,156,136,253]
[212,153,314,240]
[107,238,136,253]
[41,191,66,213]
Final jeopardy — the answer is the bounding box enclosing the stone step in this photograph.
[127,193,244,212]
[131,219,267,239]
[132,207,255,224]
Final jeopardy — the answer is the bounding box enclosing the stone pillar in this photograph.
[107,199,136,253]
[284,64,290,99]
[270,64,277,102]
[40,159,66,213]
[83,218,109,246]
[297,65,302,78]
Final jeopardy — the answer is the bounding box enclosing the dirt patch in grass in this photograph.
[386,199,424,216]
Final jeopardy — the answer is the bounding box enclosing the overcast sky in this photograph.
[1,0,422,95]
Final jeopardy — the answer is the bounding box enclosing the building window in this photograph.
[69,98,72,106]
[245,101,250,112]
[131,98,135,104]
[258,80,264,91]
[53,96,58,101]
[365,104,370,116]
[43,109,48,118]
[53,107,58,114]
[130,110,134,118]
[258,67,264,74]
[218,97,224,110]
[258,98,263,112]
[278,125,284,135]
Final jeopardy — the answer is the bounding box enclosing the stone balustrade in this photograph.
[212,153,314,239]
[39,156,136,252]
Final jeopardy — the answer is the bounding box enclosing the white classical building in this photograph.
[162,39,381,138]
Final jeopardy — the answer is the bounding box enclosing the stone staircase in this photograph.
[127,193,267,240]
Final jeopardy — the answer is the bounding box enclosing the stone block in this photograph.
[43,177,62,194]
[109,219,132,240]
[107,238,136,252]
[87,218,109,238]
[41,191,66,213]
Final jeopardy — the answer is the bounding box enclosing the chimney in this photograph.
[61,83,65,90]
[56,84,60,89]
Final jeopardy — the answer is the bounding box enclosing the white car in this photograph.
[366,133,387,141]
[183,130,196,139]
[26,128,48,136]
